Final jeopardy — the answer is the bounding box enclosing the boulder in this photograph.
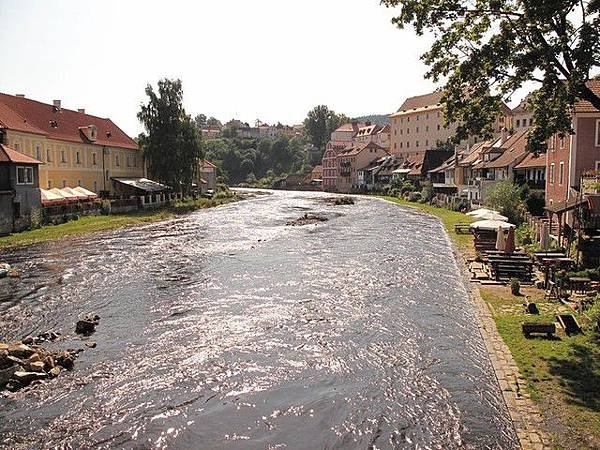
[8,343,36,358]
[76,316,99,335]
[13,371,47,384]
[84,341,97,349]
[44,356,55,370]
[28,361,45,373]
[0,343,9,352]
[0,364,18,387]
[55,352,75,370]
[49,366,61,378]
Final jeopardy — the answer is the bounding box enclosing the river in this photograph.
[0,190,517,449]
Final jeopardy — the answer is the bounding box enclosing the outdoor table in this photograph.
[569,277,591,294]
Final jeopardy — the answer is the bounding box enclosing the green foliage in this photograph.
[400,180,416,195]
[381,0,600,150]
[420,180,434,203]
[204,136,306,185]
[137,79,203,191]
[510,278,520,296]
[303,105,349,151]
[484,180,525,224]
[525,190,546,216]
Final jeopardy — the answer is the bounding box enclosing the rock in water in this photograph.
[13,371,47,385]
[28,361,45,373]
[49,366,61,377]
[7,343,36,358]
[76,319,96,335]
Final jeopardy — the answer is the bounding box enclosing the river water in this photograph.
[0,190,517,449]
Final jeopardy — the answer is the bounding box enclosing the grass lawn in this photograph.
[382,196,600,449]
[0,194,241,250]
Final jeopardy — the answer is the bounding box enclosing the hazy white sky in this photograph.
[0,0,439,136]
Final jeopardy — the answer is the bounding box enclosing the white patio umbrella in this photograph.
[73,186,99,199]
[466,208,499,217]
[496,227,506,250]
[477,211,509,221]
[470,219,516,231]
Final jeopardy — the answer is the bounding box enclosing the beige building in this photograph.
[389,90,509,157]
[337,141,389,193]
[512,94,534,130]
[0,93,143,195]
[355,123,390,148]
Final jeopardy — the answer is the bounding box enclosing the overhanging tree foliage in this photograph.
[138,79,203,191]
[382,0,600,151]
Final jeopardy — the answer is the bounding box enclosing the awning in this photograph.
[470,219,516,231]
[40,188,67,206]
[49,187,78,202]
[545,197,587,214]
[392,168,411,174]
[72,186,98,199]
[112,177,170,193]
[62,187,90,200]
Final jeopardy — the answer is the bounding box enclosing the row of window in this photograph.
[392,140,432,150]
[515,118,534,128]
[45,179,100,192]
[11,141,139,167]
[393,111,441,125]
[394,124,442,136]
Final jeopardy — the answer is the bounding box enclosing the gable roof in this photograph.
[0,93,138,150]
[575,80,600,113]
[338,141,387,157]
[0,143,42,164]
[334,122,364,133]
[514,151,546,169]
[396,90,444,112]
[477,130,529,169]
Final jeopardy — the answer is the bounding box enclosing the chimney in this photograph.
[78,108,85,114]
[500,127,508,145]
[15,94,25,98]
[53,100,61,109]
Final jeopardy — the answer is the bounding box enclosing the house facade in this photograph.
[199,159,217,192]
[0,93,144,196]
[337,142,389,193]
[546,80,600,207]
[0,143,42,234]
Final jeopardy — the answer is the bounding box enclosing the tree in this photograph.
[303,105,349,151]
[382,0,600,151]
[485,180,525,224]
[207,116,222,127]
[138,78,203,191]
[194,114,207,129]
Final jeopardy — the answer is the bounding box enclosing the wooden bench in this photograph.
[454,223,471,234]
[522,322,556,338]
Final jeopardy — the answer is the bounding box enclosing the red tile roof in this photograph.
[475,130,529,169]
[334,122,364,133]
[202,159,217,168]
[338,141,387,157]
[514,151,546,169]
[0,93,138,150]
[397,90,444,112]
[0,143,42,164]
[575,80,600,113]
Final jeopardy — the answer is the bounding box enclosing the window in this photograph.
[416,127,419,133]
[516,119,521,128]
[116,155,120,166]
[559,135,565,149]
[47,180,52,188]
[16,166,34,185]
[14,142,20,151]
[46,149,52,162]
[92,153,97,165]
[77,179,82,187]
[529,118,533,126]
[425,139,429,147]
[61,150,66,163]
[407,117,410,122]
[549,163,555,183]
[425,125,429,132]
[416,115,420,121]
[595,161,600,171]
[400,142,403,148]
[559,162,564,185]
[407,128,410,135]
[407,142,410,148]
[76,151,81,164]
[35,145,41,161]
[416,141,419,147]
[596,119,600,146]
[394,129,397,136]
[437,124,440,131]
[394,142,397,149]
[106,170,110,180]
[62,180,67,188]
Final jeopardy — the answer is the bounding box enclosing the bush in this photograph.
[587,300,600,334]
[408,192,422,202]
[400,181,416,195]
[525,191,545,216]
[420,181,434,203]
[100,200,111,215]
[485,180,525,224]
[510,278,521,295]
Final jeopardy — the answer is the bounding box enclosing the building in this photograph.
[201,125,222,139]
[512,94,534,130]
[199,159,217,192]
[0,93,144,196]
[337,142,389,193]
[330,122,364,142]
[0,143,42,234]
[322,141,347,191]
[355,123,391,148]
[389,90,510,156]
[546,80,600,208]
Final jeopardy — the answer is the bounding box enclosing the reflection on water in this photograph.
[0,190,517,449]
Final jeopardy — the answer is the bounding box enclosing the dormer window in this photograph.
[80,125,98,142]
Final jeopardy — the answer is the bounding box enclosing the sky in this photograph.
[0,0,440,136]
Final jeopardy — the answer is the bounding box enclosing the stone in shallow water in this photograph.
[8,343,36,358]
